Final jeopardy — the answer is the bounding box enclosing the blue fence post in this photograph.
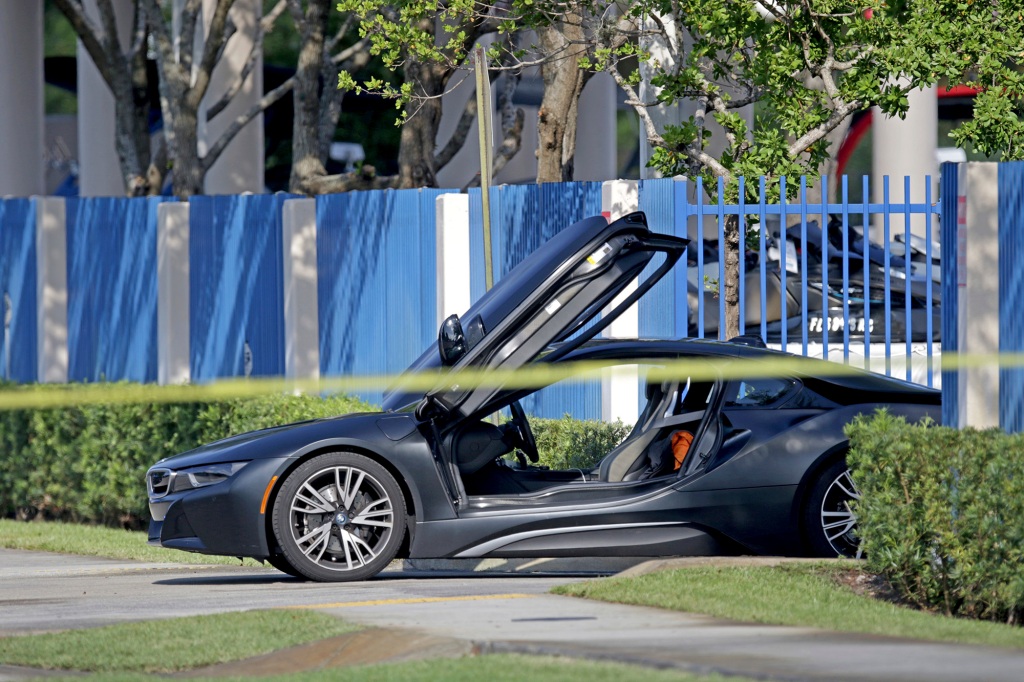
[738,176,746,336]
[779,176,788,350]
[819,175,829,359]
[716,176,726,340]
[882,176,893,376]
[758,176,768,344]
[799,177,809,355]
[840,175,850,363]
[674,179,691,339]
[903,176,913,381]
[862,175,871,372]
[696,177,705,340]
[925,176,935,388]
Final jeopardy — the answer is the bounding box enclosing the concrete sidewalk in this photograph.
[3,552,1023,681]
[323,587,1024,682]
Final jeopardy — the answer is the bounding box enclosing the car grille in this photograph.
[148,468,173,498]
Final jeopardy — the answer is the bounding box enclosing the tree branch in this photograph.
[52,0,115,83]
[177,0,203,75]
[201,75,295,172]
[434,94,478,169]
[492,68,524,177]
[787,99,863,157]
[189,0,236,109]
[129,0,147,60]
[206,0,286,120]
[326,13,356,54]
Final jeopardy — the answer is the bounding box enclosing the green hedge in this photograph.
[0,390,373,528]
[847,410,1024,624]
[531,415,630,471]
[0,390,628,528]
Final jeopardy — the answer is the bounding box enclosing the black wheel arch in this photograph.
[791,440,849,549]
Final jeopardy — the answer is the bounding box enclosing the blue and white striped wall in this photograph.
[942,161,1024,432]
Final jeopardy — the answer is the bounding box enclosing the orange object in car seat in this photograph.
[671,431,694,470]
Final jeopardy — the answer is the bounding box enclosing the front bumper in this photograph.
[147,457,287,558]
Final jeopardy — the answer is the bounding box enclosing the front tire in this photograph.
[272,452,407,582]
[802,458,862,558]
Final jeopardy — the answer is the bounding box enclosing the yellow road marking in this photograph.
[278,593,535,610]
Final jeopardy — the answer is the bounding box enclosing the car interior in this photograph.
[449,366,720,503]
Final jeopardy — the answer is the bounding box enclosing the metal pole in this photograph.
[474,46,495,290]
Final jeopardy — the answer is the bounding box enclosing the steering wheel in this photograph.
[508,400,539,463]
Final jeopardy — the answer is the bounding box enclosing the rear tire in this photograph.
[802,458,862,558]
[272,452,407,582]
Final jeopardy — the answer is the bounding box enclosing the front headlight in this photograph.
[169,461,250,493]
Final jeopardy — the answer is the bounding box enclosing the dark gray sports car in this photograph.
[146,212,940,581]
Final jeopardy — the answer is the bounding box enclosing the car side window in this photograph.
[726,378,794,408]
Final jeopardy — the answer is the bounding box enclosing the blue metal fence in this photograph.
[0,198,37,383]
[190,194,293,381]
[317,188,451,406]
[66,197,167,383]
[673,175,942,388]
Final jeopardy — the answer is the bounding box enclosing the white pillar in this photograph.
[36,198,68,383]
[199,0,264,194]
[157,202,190,385]
[574,73,617,182]
[955,163,999,429]
[0,2,44,197]
[601,180,640,425]
[282,199,320,383]
[872,85,939,241]
[435,193,472,324]
[76,0,135,197]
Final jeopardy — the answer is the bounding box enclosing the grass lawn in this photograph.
[0,518,261,566]
[0,610,359,673]
[0,607,744,682]
[554,563,1024,650]
[19,654,743,682]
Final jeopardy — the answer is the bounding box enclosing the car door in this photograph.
[420,212,688,420]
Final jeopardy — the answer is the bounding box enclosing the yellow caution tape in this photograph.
[0,352,1020,411]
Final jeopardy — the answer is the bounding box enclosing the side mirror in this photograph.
[438,314,466,366]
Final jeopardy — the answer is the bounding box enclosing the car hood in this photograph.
[383,211,687,416]
[151,411,387,470]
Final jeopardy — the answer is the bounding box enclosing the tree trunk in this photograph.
[288,0,329,193]
[535,19,586,183]
[110,74,153,195]
[397,58,444,189]
[722,213,741,340]
[53,0,155,196]
[171,107,204,198]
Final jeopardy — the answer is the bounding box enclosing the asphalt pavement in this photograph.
[2,549,1024,681]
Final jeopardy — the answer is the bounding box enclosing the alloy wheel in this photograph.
[273,452,406,581]
[819,468,862,558]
